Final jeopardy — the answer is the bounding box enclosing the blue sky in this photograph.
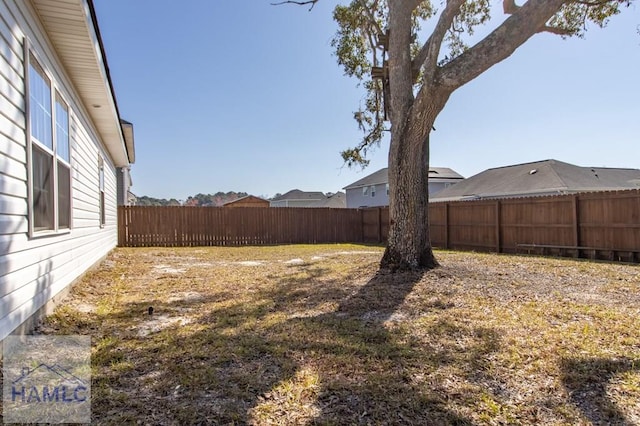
[93,0,640,201]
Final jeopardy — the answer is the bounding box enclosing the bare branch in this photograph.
[412,0,465,81]
[357,0,384,38]
[538,25,575,35]
[271,0,319,11]
[576,0,620,5]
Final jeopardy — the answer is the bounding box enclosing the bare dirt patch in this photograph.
[27,245,640,425]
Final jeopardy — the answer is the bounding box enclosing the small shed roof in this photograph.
[223,195,269,206]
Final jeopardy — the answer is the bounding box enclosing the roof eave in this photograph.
[31,0,131,167]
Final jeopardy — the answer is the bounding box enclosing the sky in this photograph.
[93,0,640,201]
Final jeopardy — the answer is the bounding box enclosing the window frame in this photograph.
[99,156,105,227]
[371,185,376,197]
[25,41,73,237]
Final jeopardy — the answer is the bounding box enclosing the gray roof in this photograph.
[431,159,640,201]
[271,189,327,202]
[316,192,346,208]
[343,167,464,190]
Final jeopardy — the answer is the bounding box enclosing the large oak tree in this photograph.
[280,0,629,271]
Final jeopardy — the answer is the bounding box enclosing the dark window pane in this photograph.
[100,192,105,226]
[58,162,70,228]
[99,157,105,225]
[32,145,54,231]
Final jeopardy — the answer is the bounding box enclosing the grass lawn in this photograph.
[14,245,640,424]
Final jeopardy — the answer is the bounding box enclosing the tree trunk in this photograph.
[380,1,451,271]
[380,90,450,271]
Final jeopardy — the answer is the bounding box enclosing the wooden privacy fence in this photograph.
[118,190,640,262]
[118,206,363,247]
[362,190,640,262]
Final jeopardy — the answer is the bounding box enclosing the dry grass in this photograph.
[18,245,640,424]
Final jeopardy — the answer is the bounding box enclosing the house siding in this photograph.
[345,181,455,208]
[0,1,120,341]
[345,183,389,209]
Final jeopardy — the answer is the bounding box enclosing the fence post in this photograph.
[572,194,580,255]
[495,200,501,253]
[118,206,124,247]
[377,207,382,243]
[444,203,450,249]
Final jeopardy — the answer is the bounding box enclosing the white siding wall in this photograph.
[345,181,456,208]
[0,1,119,340]
[345,183,389,209]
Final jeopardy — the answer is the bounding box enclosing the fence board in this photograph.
[118,190,640,263]
[118,206,364,247]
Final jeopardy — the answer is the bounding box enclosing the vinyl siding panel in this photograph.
[0,131,25,163]
[0,1,122,341]
[346,183,389,208]
[0,193,25,215]
[345,181,460,208]
[0,172,26,198]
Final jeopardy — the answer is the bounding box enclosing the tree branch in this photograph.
[271,0,319,11]
[503,0,520,14]
[538,25,575,34]
[410,0,426,11]
[412,0,465,82]
[438,0,567,90]
[357,0,384,39]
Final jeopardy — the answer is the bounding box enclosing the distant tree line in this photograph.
[135,191,251,207]
[135,196,182,206]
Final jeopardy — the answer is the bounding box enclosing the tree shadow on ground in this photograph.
[561,357,640,426]
[72,264,504,424]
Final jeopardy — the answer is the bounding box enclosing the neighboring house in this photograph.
[0,0,135,344]
[431,159,640,202]
[223,195,270,208]
[316,192,346,208]
[127,191,138,206]
[343,167,464,208]
[270,189,328,208]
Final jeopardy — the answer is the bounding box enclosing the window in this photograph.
[27,51,71,233]
[362,186,368,196]
[386,183,389,195]
[99,157,105,226]
[371,185,376,197]
[56,94,71,229]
